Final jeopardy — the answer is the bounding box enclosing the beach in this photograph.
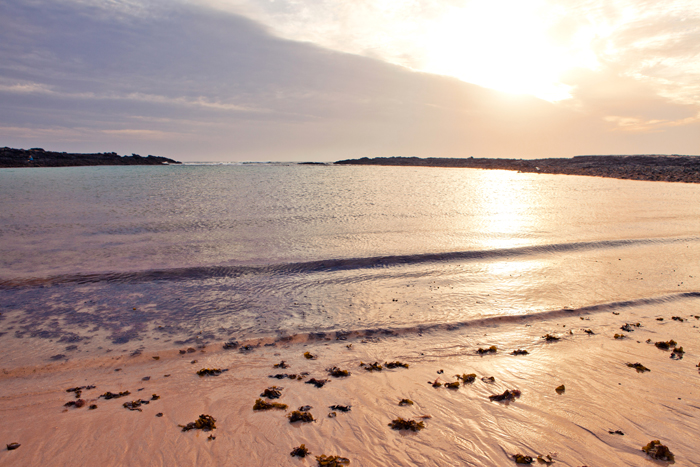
[1,299,698,466]
[1,164,699,466]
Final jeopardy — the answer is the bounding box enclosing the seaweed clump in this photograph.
[179,414,216,431]
[555,385,565,395]
[620,323,641,332]
[269,373,303,380]
[459,373,477,384]
[196,368,228,377]
[253,398,288,411]
[274,361,289,368]
[123,399,149,411]
[360,362,383,372]
[513,454,533,464]
[316,454,350,466]
[384,361,409,369]
[290,444,310,458]
[305,378,329,388]
[511,349,529,355]
[542,334,559,342]
[288,410,315,423]
[100,391,130,400]
[66,385,96,399]
[670,347,684,360]
[642,440,675,462]
[388,417,425,431]
[627,362,650,373]
[445,381,460,389]
[477,345,497,355]
[64,399,86,408]
[489,389,521,402]
[304,352,317,360]
[327,366,350,377]
[329,405,351,412]
[613,334,626,339]
[398,399,414,406]
[260,386,283,399]
[654,340,677,350]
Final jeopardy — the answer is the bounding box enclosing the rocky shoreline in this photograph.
[335,155,700,183]
[0,147,181,168]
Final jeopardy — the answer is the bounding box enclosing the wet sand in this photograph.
[1,300,698,466]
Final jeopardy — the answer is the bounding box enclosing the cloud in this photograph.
[0,0,697,160]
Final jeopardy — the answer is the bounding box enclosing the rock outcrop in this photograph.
[335,155,700,183]
[0,147,181,168]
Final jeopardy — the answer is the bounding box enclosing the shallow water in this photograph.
[1,164,699,367]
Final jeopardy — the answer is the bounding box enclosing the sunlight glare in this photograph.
[420,0,597,101]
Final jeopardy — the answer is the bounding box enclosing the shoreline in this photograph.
[1,299,698,466]
[334,155,700,184]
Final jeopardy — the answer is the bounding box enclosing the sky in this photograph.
[0,0,698,162]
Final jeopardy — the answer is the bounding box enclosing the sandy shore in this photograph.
[1,299,698,466]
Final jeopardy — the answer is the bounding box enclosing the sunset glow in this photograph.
[420,1,597,101]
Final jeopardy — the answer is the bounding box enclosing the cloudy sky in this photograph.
[1,0,698,161]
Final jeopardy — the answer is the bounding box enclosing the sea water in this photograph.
[1,164,699,367]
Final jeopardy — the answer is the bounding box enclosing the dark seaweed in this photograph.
[123,400,147,411]
[627,362,650,373]
[179,414,216,431]
[388,417,425,431]
[329,405,351,412]
[459,373,477,383]
[670,346,684,360]
[513,454,533,464]
[260,386,283,399]
[315,454,350,466]
[489,389,521,402]
[253,398,288,410]
[196,368,228,377]
[477,345,497,355]
[305,378,329,388]
[290,444,310,458]
[654,340,677,350]
[288,410,315,423]
[360,362,382,372]
[384,361,409,368]
[100,391,130,399]
[327,366,350,377]
[642,440,675,462]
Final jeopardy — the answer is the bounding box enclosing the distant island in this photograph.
[335,155,700,183]
[0,147,181,168]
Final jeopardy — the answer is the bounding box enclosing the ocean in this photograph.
[1,163,700,368]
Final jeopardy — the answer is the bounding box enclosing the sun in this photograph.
[419,0,597,101]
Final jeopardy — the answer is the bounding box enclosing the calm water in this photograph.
[1,164,699,366]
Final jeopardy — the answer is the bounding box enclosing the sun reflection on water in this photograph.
[463,170,544,250]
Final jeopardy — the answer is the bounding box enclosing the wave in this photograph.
[1,236,696,289]
[197,291,700,348]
